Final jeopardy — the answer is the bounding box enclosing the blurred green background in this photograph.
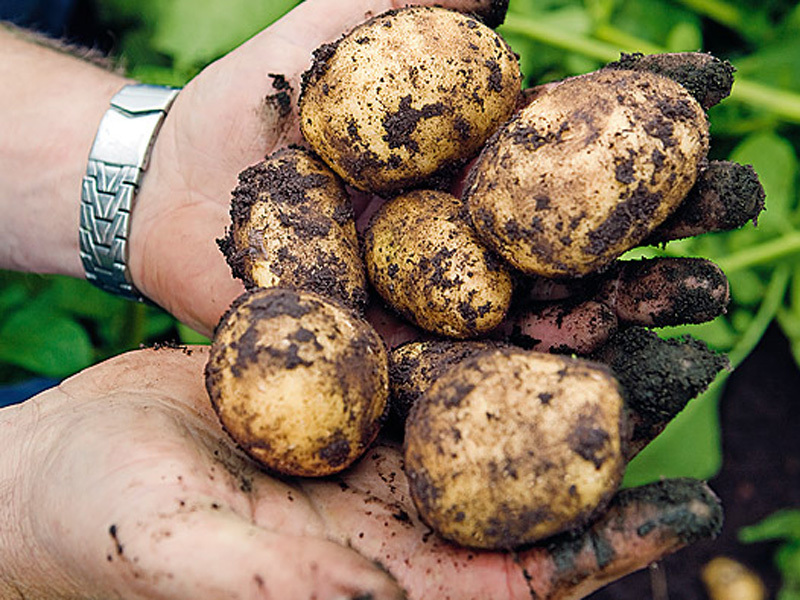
[2,0,799,487]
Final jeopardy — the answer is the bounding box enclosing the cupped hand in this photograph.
[126,0,501,336]
[1,346,721,600]
[124,0,760,351]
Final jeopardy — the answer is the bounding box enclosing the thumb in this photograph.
[102,503,405,600]
[229,0,509,85]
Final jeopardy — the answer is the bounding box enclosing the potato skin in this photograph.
[364,190,514,338]
[465,69,710,277]
[205,287,388,477]
[218,147,368,311]
[404,347,626,549]
[299,6,522,193]
[389,339,507,427]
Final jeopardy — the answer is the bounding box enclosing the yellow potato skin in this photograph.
[299,6,522,193]
[205,288,389,477]
[364,190,514,338]
[219,147,368,311]
[388,339,507,426]
[404,348,626,549]
[465,69,710,277]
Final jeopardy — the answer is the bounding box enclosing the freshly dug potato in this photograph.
[404,347,626,549]
[218,146,368,311]
[364,189,514,338]
[299,6,522,193]
[465,68,710,278]
[388,339,507,427]
[205,287,388,477]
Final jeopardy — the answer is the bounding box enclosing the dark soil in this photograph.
[589,322,800,599]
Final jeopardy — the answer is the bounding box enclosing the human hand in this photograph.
[126,0,504,336]
[0,346,722,600]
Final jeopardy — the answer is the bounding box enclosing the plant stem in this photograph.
[731,80,800,125]
[592,24,663,56]
[501,13,800,124]
[727,264,791,368]
[715,232,800,274]
[501,13,620,63]
[671,0,745,35]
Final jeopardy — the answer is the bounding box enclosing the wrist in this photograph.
[79,84,180,302]
[0,26,130,277]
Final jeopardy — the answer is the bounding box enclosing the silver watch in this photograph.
[79,83,180,302]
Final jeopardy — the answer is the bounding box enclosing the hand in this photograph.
[0,346,721,600]
[128,0,502,336]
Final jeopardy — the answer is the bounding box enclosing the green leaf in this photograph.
[729,131,798,232]
[727,268,767,308]
[151,0,301,71]
[0,305,94,378]
[622,380,725,486]
[38,276,128,320]
[775,541,800,600]
[611,0,701,47]
[666,21,703,52]
[144,308,177,340]
[503,5,598,85]
[734,36,800,94]
[177,323,210,345]
[660,317,739,352]
[740,509,800,543]
[0,282,28,314]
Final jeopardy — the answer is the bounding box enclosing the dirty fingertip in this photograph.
[614,478,723,546]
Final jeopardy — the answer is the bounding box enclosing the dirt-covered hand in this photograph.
[0,346,721,600]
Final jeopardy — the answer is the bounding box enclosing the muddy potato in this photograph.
[364,189,514,338]
[465,68,710,278]
[205,287,389,477]
[388,339,507,427]
[218,147,368,311]
[299,6,522,193]
[404,347,626,549]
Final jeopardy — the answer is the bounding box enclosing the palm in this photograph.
[21,347,718,600]
[126,59,300,335]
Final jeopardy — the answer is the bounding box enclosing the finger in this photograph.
[515,478,723,599]
[645,160,766,244]
[493,299,618,354]
[498,256,729,355]
[596,257,729,328]
[603,51,735,109]
[591,327,729,459]
[233,0,508,91]
[307,446,722,600]
[97,502,404,600]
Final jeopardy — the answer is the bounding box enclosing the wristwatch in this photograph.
[79,83,180,302]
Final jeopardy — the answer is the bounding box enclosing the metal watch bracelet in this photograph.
[79,83,180,302]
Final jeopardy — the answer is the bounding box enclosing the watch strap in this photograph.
[79,84,179,302]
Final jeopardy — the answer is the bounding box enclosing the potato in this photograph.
[364,189,514,338]
[388,339,507,427]
[404,347,626,549]
[218,146,368,311]
[205,287,388,477]
[465,68,710,278]
[299,6,522,193]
